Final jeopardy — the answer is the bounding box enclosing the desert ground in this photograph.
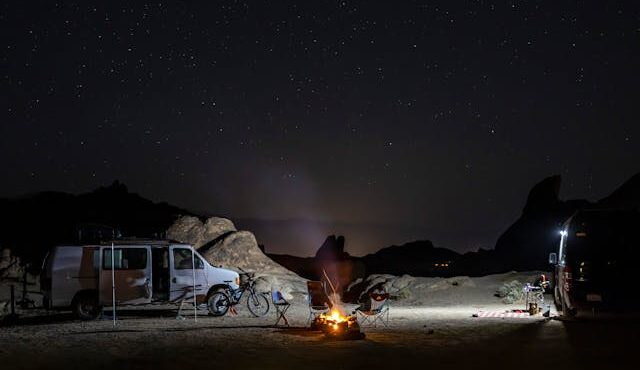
[2,272,639,370]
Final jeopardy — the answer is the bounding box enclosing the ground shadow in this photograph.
[274,326,322,337]
[1,312,77,327]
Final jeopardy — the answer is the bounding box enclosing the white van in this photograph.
[40,239,240,319]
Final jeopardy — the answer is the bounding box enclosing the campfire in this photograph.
[311,270,364,339]
[313,308,364,339]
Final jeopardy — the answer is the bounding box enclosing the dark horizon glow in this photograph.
[3,1,639,256]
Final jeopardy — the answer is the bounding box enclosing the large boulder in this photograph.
[200,231,293,274]
[167,217,306,298]
[199,231,307,298]
[167,216,236,248]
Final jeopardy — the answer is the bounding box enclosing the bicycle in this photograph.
[206,271,270,317]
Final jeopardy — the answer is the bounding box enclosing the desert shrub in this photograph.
[394,286,412,300]
[496,280,524,304]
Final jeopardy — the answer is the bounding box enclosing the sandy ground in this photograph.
[2,272,639,370]
[2,298,640,370]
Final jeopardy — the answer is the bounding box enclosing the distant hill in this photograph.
[361,240,460,276]
[269,236,461,282]
[0,181,195,268]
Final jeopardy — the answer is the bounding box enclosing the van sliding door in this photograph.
[99,246,152,305]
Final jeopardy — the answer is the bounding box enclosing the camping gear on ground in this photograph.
[473,310,531,318]
[355,291,390,327]
[306,280,332,326]
[271,290,290,327]
[206,271,270,317]
[523,283,545,314]
[528,302,539,315]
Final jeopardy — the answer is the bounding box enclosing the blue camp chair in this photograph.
[271,290,291,327]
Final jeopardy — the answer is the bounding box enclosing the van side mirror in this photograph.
[548,252,557,265]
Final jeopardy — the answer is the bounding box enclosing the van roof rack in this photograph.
[99,238,183,246]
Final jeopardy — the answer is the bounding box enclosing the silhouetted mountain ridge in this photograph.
[271,171,640,277]
[269,236,460,280]
[0,181,196,267]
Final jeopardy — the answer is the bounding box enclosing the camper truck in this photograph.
[40,239,240,319]
[549,209,640,317]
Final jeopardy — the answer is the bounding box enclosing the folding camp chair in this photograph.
[271,290,291,327]
[306,280,331,325]
[356,292,390,327]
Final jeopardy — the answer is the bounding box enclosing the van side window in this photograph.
[173,248,204,270]
[103,248,148,270]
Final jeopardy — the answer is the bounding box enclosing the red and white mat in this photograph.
[473,310,531,318]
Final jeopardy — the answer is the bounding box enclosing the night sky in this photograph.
[2,1,639,256]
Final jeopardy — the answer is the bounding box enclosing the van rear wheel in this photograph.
[560,295,577,318]
[72,292,100,320]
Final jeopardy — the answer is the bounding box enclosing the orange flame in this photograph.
[320,308,349,324]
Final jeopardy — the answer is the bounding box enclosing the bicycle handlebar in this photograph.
[239,271,256,280]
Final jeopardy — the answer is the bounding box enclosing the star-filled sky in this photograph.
[2,1,639,256]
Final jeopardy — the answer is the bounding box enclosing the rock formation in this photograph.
[315,235,349,260]
[167,216,306,298]
[166,216,236,249]
[493,172,639,271]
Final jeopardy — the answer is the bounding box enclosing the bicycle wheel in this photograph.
[207,292,230,317]
[246,293,269,317]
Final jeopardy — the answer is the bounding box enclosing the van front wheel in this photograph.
[72,292,100,320]
[207,292,230,317]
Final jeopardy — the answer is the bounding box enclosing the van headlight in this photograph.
[235,276,240,286]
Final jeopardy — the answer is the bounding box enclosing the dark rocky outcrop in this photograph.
[273,172,640,277]
[491,172,639,271]
[313,235,363,294]
[597,172,640,209]
[492,175,588,270]
[315,235,349,260]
